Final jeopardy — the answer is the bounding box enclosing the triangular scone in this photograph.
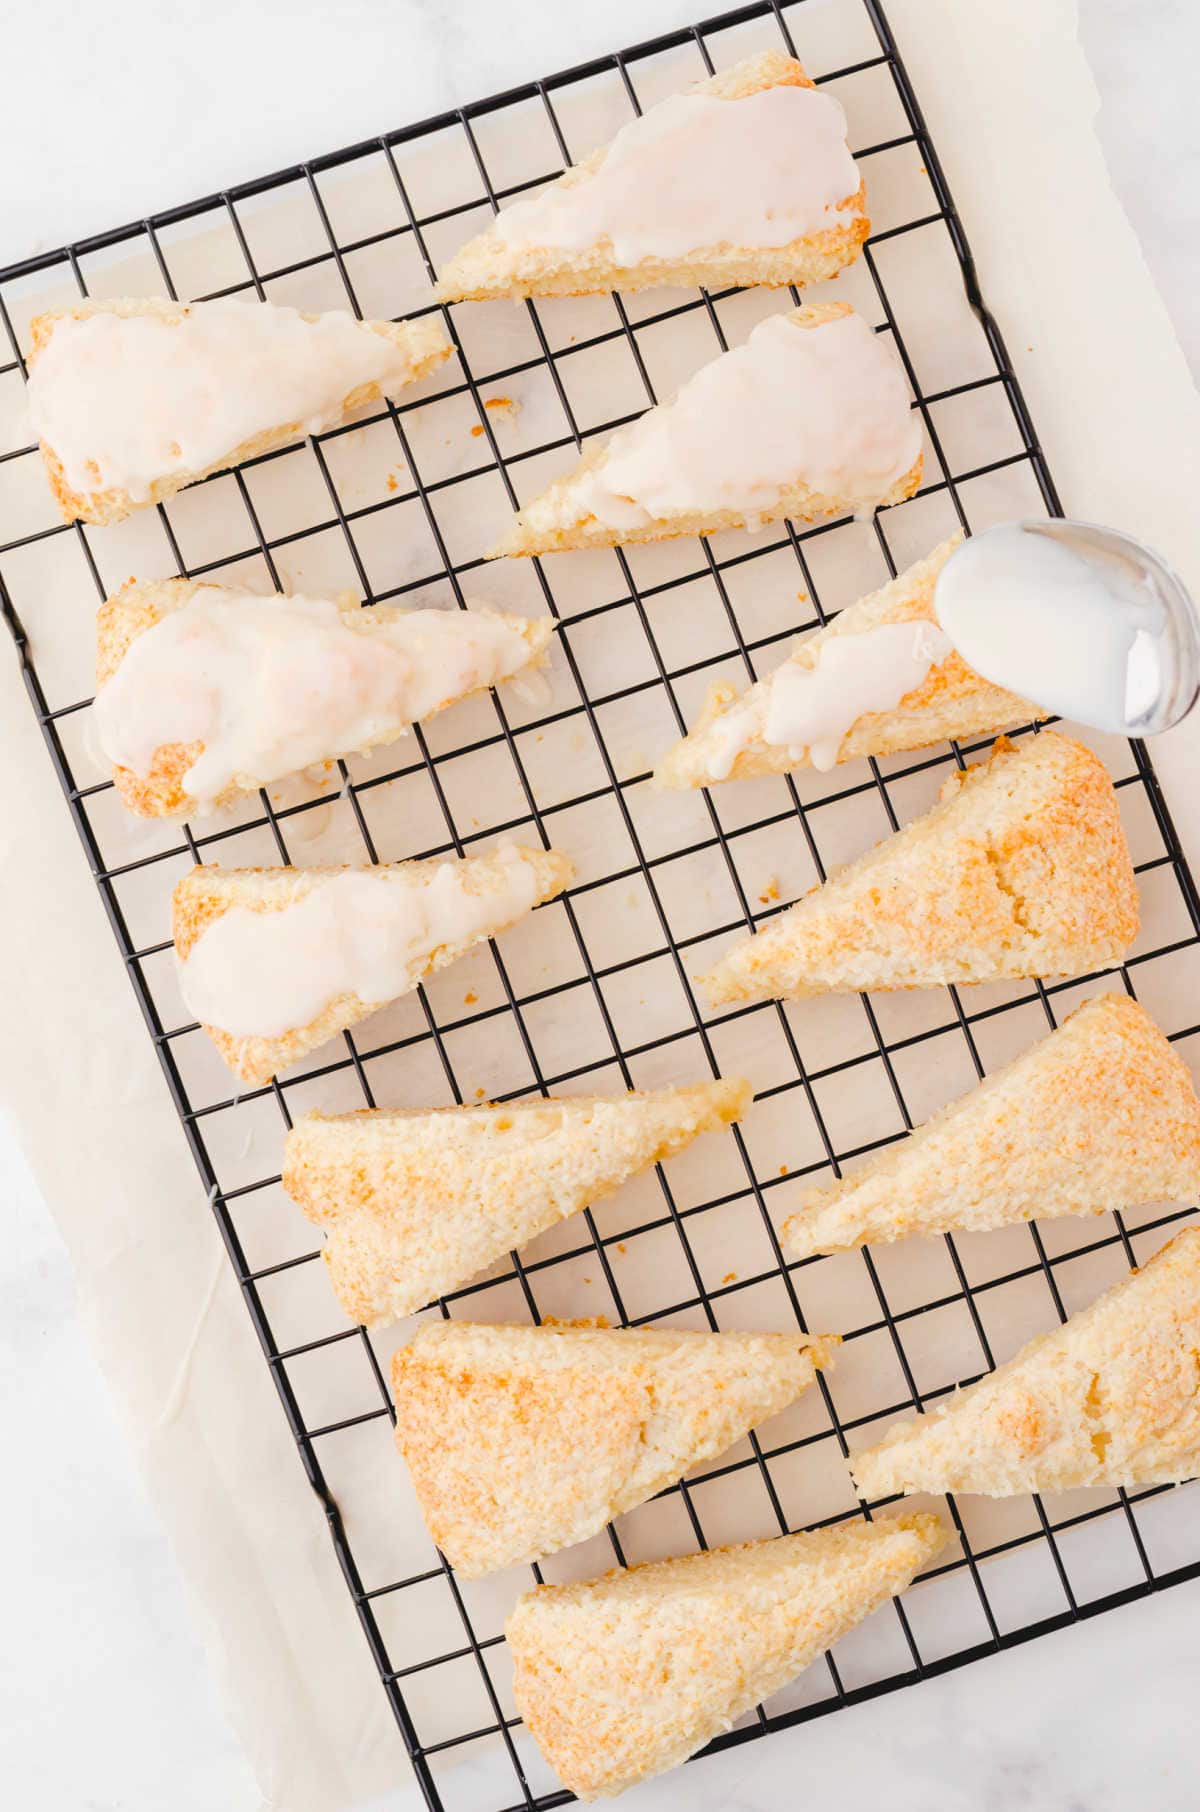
[656,535,1043,788]
[489,302,922,558]
[785,995,1200,1257]
[283,1079,750,1325]
[434,52,867,303]
[507,1513,948,1799]
[700,733,1138,1007]
[852,1229,1200,1499]
[96,577,553,818]
[173,845,572,1086]
[392,1319,837,1574]
[26,296,451,525]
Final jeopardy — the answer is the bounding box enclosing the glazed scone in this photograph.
[392,1319,837,1574]
[784,995,1200,1257]
[27,296,451,524]
[489,302,922,558]
[282,1078,750,1325]
[852,1228,1200,1499]
[507,1512,949,1799]
[173,844,572,1086]
[96,578,553,818]
[655,534,1044,788]
[700,733,1138,1007]
[434,52,868,302]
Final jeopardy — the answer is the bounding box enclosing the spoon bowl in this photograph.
[934,518,1200,740]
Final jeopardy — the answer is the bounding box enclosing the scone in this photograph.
[700,733,1138,1006]
[96,578,553,818]
[852,1227,1200,1498]
[489,302,922,558]
[784,994,1200,1256]
[392,1319,837,1574]
[173,844,571,1085]
[655,534,1043,787]
[282,1078,750,1324]
[27,296,451,524]
[434,51,868,302]
[507,1513,949,1799]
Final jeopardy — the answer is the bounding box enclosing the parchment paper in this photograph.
[1,3,1198,1810]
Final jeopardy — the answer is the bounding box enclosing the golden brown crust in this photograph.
[391,1319,836,1574]
[699,733,1139,1006]
[655,535,1045,788]
[172,848,572,1085]
[29,298,451,525]
[487,303,921,558]
[435,53,868,304]
[852,1229,1200,1498]
[783,994,1200,1256]
[282,1079,751,1325]
[96,578,553,818]
[507,1512,949,1798]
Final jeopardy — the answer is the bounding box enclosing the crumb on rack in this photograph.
[722,1271,738,1285]
[475,1086,486,1099]
[779,1164,789,1177]
[386,471,399,492]
[797,590,808,603]
[759,877,780,904]
[464,989,478,1005]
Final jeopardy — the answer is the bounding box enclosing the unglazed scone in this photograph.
[26,296,451,524]
[507,1513,949,1799]
[784,994,1200,1257]
[489,302,922,557]
[391,1318,836,1574]
[434,52,868,302]
[282,1078,750,1324]
[655,534,1044,788]
[172,845,572,1085]
[96,578,553,818]
[699,733,1138,1006]
[852,1228,1200,1499]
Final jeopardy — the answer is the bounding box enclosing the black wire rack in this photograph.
[3,1,1200,1807]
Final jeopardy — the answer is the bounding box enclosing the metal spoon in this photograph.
[933,518,1200,738]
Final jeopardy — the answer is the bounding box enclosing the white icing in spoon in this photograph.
[934,521,1198,736]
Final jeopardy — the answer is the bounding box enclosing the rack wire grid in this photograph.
[3,0,1200,1806]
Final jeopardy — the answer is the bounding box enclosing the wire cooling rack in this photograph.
[3,1,1200,1806]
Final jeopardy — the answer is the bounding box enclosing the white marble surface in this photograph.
[2,3,1199,1810]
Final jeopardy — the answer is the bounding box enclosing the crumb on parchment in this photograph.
[472,395,520,436]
